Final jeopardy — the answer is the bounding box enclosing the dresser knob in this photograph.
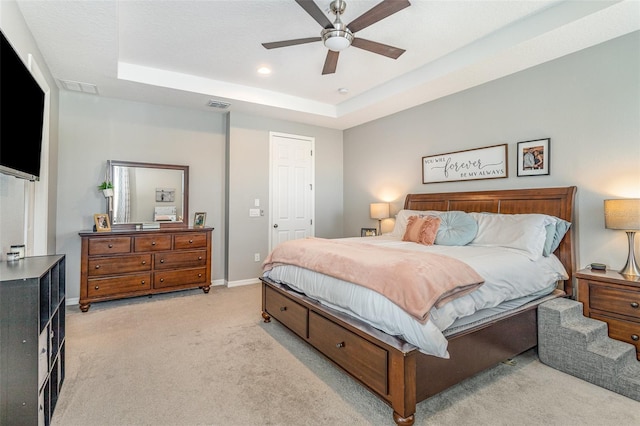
[160,259,164,263]
[94,285,99,290]
[108,244,113,248]
[631,302,639,309]
[160,278,164,282]
[152,241,156,245]
[198,256,202,260]
[336,342,345,348]
[95,265,100,269]
[198,273,202,278]
[189,239,193,243]
[142,261,146,265]
[141,281,145,285]
[632,335,639,341]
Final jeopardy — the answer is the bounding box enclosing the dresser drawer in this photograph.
[591,313,640,355]
[88,273,152,297]
[174,233,208,250]
[134,235,172,252]
[154,250,207,270]
[154,267,208,289]
[308,311,388,395]
[88,237,131,255]
[88,254,152,276]
[589,285,640,319]
[264,285,308,339]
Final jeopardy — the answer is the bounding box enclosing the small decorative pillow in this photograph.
[435,211,478,246]
[390,209,441,237]
[403,215,441,245]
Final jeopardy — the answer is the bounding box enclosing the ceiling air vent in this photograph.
[59,79,98,94]
[207,99,231,109]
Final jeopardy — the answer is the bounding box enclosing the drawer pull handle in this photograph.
[142,261,146,265]
[631,302,639,309]
[336,342,345,348]
[160,259,164,263]
[160,278,164,282]
[198,273,202,278]
[108,244,113,248]
[279,306,287,312]
[632,335,639,342]
[95,265,100,269]
[152,241,156,245]
[141,280,145,285]
[94,285,99,290]
[189,239,193,243]
[198,256,202,260]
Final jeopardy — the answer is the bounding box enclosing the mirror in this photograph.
[108,160,189,229]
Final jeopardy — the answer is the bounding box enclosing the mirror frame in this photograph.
[108,160,189,230]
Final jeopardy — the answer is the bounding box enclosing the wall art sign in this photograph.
[517,138,550,177]
[422,144,508,184]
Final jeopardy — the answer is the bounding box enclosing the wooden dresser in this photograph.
[576,268,640,360]
[79,227,212,312]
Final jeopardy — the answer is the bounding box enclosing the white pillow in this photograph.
[389,209,442,237]
[468,212,554,260]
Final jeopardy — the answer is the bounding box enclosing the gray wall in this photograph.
[343,31,640,273]
[56,93,227,302]
[226,113,343,284]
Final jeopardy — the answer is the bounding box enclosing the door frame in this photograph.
[268,131,315,252]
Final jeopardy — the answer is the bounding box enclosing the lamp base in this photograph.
[619,231,640,277]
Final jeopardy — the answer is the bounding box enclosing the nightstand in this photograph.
[576,268,640,360]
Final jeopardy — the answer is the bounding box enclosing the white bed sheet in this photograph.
[263,235,568,358]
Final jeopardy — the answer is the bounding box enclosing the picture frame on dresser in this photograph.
[94,213,111,232]
[361,227,377,237]
[517,138,550,176]
[194,212,206,228]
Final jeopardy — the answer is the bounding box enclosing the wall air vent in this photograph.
[59,79,98,94]
[207,99,231,109]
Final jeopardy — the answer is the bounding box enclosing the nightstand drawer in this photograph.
[590,285,640,319]
[591,313,640,354]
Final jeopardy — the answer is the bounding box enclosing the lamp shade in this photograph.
[604,199,640,230]
[370,202,390,220]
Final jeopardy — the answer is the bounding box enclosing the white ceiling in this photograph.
[16,0,640,130]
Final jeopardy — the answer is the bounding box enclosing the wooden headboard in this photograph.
[404,186,577,297]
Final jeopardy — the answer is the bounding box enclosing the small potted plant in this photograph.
[98,181,114,197]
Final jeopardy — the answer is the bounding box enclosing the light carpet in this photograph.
[52,284,640,426]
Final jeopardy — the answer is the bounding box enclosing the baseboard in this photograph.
[227,278,261,288]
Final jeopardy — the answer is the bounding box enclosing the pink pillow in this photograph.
[402,215,441,245]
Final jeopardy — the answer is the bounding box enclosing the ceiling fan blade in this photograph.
[296,0,334,29]
[347,0,411,33]
[322,50,339,75]
[351,38,405,59]
[262,37,322,49]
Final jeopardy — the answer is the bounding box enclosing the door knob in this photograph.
[273,224,278,228]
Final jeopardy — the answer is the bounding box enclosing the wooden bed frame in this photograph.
[261,186,577,425]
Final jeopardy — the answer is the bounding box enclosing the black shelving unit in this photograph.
[1,255,66,426]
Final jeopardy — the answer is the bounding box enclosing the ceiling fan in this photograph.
[262,0,411,75]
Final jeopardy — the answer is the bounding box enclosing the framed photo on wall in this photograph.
[517,138,550,176]
[94,214,111,232]
[194,212,207,228]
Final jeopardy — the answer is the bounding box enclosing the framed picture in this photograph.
[194,212,207,228]
[422,144,508,184]
[361,227,378,237]
[94,214,111,232]
[517,138,550,176]
[155,187,175,202]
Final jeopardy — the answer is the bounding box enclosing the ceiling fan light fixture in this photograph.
[322,28,353,52]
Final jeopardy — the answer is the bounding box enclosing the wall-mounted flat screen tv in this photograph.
[0,29,46,181]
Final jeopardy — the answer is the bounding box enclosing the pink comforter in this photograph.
[262,238,485,323]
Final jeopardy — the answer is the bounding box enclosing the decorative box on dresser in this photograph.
[576,268,640,360]
[79,227,213,312]
[0,255,66,426]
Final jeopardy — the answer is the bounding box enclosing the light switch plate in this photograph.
[249,208,260,217]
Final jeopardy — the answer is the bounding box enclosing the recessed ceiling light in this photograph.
[257,67,271,75]
[338,87,349,94]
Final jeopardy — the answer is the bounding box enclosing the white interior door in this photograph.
[269,132,314,251]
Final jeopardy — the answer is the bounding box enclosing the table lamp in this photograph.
[604,198,640,276]
[370,202,390,235]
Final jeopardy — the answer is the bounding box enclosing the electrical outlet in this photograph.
[254,253,260,262]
